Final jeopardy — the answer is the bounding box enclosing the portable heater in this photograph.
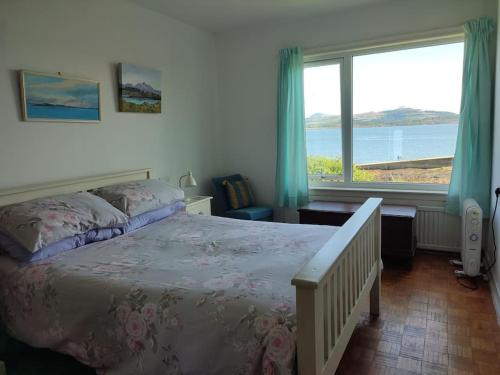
[450,198,483,277]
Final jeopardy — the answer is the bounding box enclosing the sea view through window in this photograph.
[304,39,464,186]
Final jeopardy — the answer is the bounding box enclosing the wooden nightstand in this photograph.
[185,196,212,216]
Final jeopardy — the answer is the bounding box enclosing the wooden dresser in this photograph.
[298,201,417,268]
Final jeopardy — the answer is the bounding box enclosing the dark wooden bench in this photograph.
[298,201,417,268]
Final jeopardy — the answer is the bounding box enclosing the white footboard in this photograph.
[292,198,382,375]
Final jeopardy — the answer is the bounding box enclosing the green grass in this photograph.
[307,156,375,182]
[119,99,161,113]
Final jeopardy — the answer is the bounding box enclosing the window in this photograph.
[304,61,343,182]
[304,37,464,190]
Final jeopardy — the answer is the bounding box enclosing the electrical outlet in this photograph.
[496,187,500,197]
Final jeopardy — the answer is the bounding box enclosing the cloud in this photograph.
[25,76,98,108]
[120,64,161,91]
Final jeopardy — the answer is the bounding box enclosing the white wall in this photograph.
[0,0,218,194]
[215,0,497,207]
[489,0,500,322]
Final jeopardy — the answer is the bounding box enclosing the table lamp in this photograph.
[179,171,197,188]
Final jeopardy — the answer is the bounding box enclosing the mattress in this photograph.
[0,212,337,375]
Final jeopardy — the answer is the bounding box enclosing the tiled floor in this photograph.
[336,251,500,375]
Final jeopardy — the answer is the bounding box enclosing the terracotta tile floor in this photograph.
[336,251,500,375]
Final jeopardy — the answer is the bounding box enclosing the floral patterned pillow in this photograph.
[0,192,129,253]
[92,179,185,217]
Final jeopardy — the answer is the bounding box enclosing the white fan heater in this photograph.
[451,198,483,277]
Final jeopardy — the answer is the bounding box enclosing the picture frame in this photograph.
[19,70,101,123]
[118,63,161,113]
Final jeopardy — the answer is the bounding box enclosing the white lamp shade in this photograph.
[184,171,197,187]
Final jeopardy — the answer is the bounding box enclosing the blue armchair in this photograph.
[211,174,273,221]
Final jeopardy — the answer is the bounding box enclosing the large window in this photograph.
[304,37,464,190]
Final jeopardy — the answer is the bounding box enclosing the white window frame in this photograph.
[304,32,465,192]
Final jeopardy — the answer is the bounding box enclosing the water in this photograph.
[27,103,99,121]
[306,124,458,164]
[122,97,160,105]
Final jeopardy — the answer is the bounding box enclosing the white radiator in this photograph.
[416,206,461,252]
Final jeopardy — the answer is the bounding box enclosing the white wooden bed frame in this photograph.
[0,168,382,375]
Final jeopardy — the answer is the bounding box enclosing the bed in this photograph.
[0,169,382,375]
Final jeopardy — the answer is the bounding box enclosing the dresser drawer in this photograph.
[185,196,212,216]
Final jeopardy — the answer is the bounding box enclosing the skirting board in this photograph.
[490,278,500,325]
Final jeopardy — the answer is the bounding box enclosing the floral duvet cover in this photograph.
[0,212,337,375]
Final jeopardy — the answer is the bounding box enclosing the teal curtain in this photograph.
[275,47,309,208]
[446,18,495,217]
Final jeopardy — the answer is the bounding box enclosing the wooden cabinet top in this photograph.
[298,201,416,218]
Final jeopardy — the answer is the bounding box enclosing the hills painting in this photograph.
[306,107,459,128]
[118,63,161,113]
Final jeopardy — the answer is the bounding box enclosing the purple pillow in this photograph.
[0,228,123,263]
[123,201,185,233]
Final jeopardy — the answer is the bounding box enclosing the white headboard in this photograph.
[0,168,151,206]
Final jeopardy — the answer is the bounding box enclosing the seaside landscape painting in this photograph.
[118,63,161,113]
[20,71,100,122]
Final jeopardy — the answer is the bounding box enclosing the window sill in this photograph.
[308,185,449,207]
[309,185,448,196]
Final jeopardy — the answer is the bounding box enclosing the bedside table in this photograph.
[185,196,212,216]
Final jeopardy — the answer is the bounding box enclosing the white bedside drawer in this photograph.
[185,196,212,216]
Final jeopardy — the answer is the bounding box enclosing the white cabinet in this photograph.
[185,196,212,216]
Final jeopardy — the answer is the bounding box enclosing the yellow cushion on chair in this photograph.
[222,179,254,210]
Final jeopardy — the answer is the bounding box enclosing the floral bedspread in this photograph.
[0,212,337,375]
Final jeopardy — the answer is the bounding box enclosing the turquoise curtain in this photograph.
[275,47,309,208]
[446,18,495,217]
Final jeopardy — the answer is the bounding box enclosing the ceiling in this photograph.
[129,0,393,32]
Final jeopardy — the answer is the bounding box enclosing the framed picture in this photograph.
[118,63,161,113]
[19,71,101,123]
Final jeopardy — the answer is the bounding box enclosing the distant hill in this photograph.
[306,107,459,128]
[120,82,161,100]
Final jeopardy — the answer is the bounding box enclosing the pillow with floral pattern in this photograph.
[91,179,184,217]
[0,191,128,253]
